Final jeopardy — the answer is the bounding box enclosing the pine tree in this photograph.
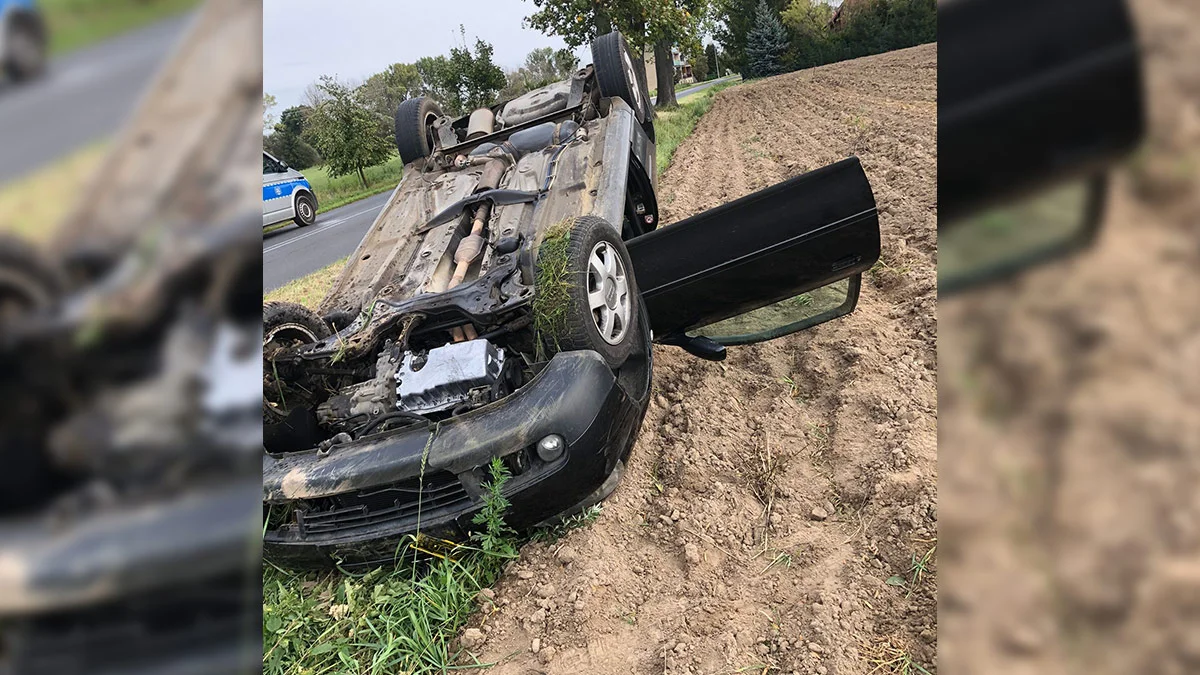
[706,43,719,78]
[745,0,789,78]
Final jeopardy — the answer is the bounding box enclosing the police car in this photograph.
[263,151,318,229]
[0,0,45,81]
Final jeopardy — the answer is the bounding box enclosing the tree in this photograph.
[745,0,788,78]
[266,106,321,169]
[781,0,834,70]
[414,29,506,116]
[692,44,709,81]
[781,0,834,35]
[525,0,621,48]
[705,42,719,79]
[415,55,456,108]
[714,0,788,74]
[789,0,935,69]
[499,47,580,100]
[524,0,709,110]
[263,92,277,130]
[358,62,423,142]
[302,81,332,108]
[652,41,677,107]
[644,0,707,108]
[303,77,394,188]
[450,34,507,111]
[524,46,580,84]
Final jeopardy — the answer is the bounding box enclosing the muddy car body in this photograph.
[263,32,882,568]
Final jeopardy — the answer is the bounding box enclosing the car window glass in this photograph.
[686,276,857,345]
[939,178,1097,293]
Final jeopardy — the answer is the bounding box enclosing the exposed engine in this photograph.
[395,339,507,415]
[315,338,515,434]
[262,60,637,455]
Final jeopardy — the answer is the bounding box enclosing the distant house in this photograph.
[643,46,694,93]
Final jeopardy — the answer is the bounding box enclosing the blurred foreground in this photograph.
[0,1,261,673]
[940,0,1200,672]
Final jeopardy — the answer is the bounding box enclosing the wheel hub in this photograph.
[587,241,630,346]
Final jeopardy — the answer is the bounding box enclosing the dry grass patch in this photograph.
[0,143,108,243]
[264,258,347,309]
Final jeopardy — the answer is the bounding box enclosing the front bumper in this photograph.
[262,348,650,568]
[0,482,261,675]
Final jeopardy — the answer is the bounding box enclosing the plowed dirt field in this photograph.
[465,43,938,675]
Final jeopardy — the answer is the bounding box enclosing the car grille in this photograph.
[297,470,472,536]
[1,571,257,675]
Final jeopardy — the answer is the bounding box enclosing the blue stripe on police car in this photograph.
[263,179,311,202]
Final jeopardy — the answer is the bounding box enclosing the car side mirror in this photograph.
[939,175,1108,294]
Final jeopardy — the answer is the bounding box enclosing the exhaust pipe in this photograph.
[448,157,506,289]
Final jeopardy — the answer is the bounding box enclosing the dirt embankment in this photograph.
[467,44,938,675]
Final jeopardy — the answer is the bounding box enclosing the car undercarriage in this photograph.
[263,31,883,568]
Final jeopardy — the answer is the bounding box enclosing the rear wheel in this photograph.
[2,13,46,81]
[535,216,639,368]
[394,97,444,164]
[591,31,654,138]
[293,192,317,227]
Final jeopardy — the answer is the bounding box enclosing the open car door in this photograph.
[626,157,880,360]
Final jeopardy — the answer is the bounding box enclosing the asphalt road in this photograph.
[262,190,393,292]
[0,13,193,185]
[674,74,739,100]
[262,76,742,291]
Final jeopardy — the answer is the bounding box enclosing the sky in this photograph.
[264,0,593,111]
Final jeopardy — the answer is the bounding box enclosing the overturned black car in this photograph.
[262,31,882,568]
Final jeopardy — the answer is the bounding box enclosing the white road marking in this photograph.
[262,203,383,255]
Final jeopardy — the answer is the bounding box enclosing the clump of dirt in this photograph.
[465,44,938,674]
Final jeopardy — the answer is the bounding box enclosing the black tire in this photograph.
[535,216,639,368]
[591,31,652,131]
[2,13,46,82]
[293,192,317,227]
[264,301,332,422]
[629,42,656,143]
[0,234,63,324]
[395,97,444,164]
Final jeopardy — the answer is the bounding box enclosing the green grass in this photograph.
[264,457,600,673]
[531,219,573,359]
[653,79,741,176]
[41,0,202,55]
[303,155,405,214]
[264,459,519,675]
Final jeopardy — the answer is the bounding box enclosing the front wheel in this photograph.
[0,234,63,326]
[535,216,639,368]
[293,192,317,227]
[2,13,46,81]
[263,302,331,422]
